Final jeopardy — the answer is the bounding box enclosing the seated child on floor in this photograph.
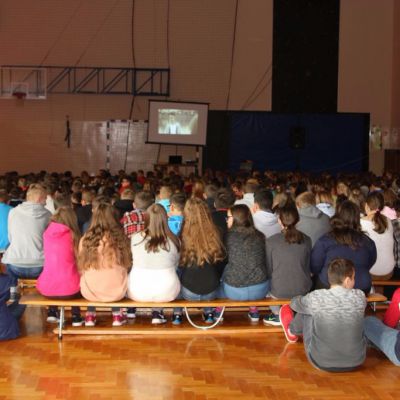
[0,272,25,341]
[364,288,400,366]
[168,192,186,235]
[280,258,367,372]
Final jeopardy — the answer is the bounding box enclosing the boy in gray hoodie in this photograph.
[3,183,51,300]
[280,258,367,372]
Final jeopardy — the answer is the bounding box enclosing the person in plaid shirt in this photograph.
[121,191,154,239]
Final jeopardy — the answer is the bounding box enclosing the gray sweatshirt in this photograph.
[291,286,367,370]
[2,202,51,267]
[266,233,312,298]
[297,206,331,247]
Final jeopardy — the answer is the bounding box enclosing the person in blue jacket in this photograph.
[0,273,26,340]
[311,200,377,294]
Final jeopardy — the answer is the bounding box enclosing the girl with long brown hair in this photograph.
[78,202,132,327]
[127,204,180,324]
[175,198,225,324]
[361,192,395,279]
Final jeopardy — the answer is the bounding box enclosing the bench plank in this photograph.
[20,292,387,307]
[372,280,400,286]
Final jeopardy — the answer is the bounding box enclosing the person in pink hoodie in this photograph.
[37,207,83,326]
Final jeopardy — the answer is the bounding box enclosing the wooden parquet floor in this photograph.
[0,307,399,400]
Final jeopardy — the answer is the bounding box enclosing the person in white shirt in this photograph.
[360,192,394,280]
[252,189,281,239]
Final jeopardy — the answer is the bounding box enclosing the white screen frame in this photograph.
[147,100,209,146]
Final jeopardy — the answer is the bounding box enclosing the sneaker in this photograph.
[172,314,183,325]
[127,307,136,319]
[10,290,20,302]
[46,310,59,323]
[84,312,96,327]
[71,314,84,327]
[279,305,298,343]
[263,313,281,326]
[203,313,215,324]
[151,311,167,324]
[112,312,128,327]
[214,311,224,322]
[248,311,260,322]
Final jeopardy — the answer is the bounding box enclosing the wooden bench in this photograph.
[18,279,38,289]
[19,292,387,340]
[372,279,400,287]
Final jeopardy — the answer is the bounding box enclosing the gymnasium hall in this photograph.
[0,1,400,399]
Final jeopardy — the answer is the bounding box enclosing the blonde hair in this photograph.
[180,198,225,267]
[78,203,131,271]
[315,190,333,205]
[26,183,47,203]
[296,191,316,208]
[51,206,81,255]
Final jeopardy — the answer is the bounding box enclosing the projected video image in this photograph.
[158,109,198,135]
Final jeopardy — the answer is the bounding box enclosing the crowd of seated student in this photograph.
[0,168,399,368]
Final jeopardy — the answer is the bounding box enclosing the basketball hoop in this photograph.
[12,91,27,100]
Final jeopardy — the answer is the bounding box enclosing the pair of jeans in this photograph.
[364,316,400,366]
[8,301,26,320]
[6,264,43,287]
[175,286,219,315]
[221,280,269,301]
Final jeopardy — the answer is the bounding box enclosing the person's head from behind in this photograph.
[295,191,316,210]
[315,190,333,206]
[365,191,387,234]
[332,200,361,231]
[81,189,95,206]
[181,197,224,267]
[244,180,259,195]
[327,258,355,289]
[26,183,47,205]
[121,188,135,201]
[191,181,205,200]
[134,191,154,210]
[227,204,254,230]
[0,189,9,204]
[159,185,173,200]
[214,188,235,210]
[51,206,81,252]
[79,202,131,271]
[144,203,179,253]
[169,192,186,216]
[278,205,304,244]
[204,184,218,200]
[253,189,273,213]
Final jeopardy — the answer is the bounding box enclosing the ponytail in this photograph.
[372,209,388,234]
[283,224,304,244]
[279,205,304,244]
[366,192,388,234]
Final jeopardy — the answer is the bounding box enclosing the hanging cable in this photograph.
[40,1,84,66]
[241,63,272,110]
[74,0,120,66]
[225,0,239,110]
[123,0,137,171]
[243,76,273,110]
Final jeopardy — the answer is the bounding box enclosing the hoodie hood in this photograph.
[298,205,324,219]
[45,221,72,239]
[17,201,51,219]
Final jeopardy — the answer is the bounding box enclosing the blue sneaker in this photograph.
[203,313,215,324]
[248,311,260,322]
[263,313,281,326]
[172,314,183,325]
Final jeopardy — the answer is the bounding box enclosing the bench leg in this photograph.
[58,306,64,341]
